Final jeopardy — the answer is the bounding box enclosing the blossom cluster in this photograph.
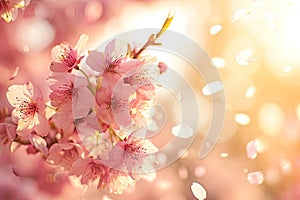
[1,15,173,194]
[0,0,31,23]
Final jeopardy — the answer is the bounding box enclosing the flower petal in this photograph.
[34,113,49,137]
[6,84,29,106]
[74,34,89,55]
[191,182,207,200]
[86,50,107,72]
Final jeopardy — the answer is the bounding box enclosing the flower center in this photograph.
[107,58,122,73]
[14,97,37,122]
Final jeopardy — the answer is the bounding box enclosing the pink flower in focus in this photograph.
[96,83,135,128]
[0,117,16,153]
[49,73,94,134]
[47,143,82,170]
[6,82,49,139]
[87,39,126,73]
[123,58,160,90]
[109,131,157,175]
[86,39,142,77]
[50,34,89,73]
[70,157,110,189]
[0,0,31,23]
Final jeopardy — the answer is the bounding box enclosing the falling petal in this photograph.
[234,113,251,125]
[211,57,226,68]
[247,171,264,185]
[245,86,256,98]
[231,9,252,23]
[210,24,222,35]
[202,81,223,96]
[246,139,267,159]
[171,123,194,139]
[246,140,258,159]
[9,66,19,80]
[191,182,207,200]
[235,49,255,66]
[220,152,229,158]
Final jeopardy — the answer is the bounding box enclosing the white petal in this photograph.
[202,81,223,96]
[211,57,226,68]
[245,86,256,98]
[74,34,89,54]
[210,24,222,35]
[235,49,254,66]
[191,182,207,200]
[234,113,251,125]
[171,123,194,139]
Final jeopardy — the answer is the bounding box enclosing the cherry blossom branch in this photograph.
[132,12,174,59]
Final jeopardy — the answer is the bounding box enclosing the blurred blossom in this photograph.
[14,17,55,54]
[258,102,285,137]
[194,166,206,178]
[247,171,265,185]
[84,0,103,23]
[279,159,292,174]
[246,139,267,159]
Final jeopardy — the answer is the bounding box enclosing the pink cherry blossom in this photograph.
[0,116,17,154]
[47,143,82,170]
[6,82,49,139]
[86,39,127,74]
[86,39,142,77]
[50,34,89,73]
[49,73,94,134]
[70,157,110,189]
[96,82,135,128]
[109,131,156,175]
[123,59,160,90]
[0,0,31,23]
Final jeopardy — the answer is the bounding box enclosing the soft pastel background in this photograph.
[1,0,300,199]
